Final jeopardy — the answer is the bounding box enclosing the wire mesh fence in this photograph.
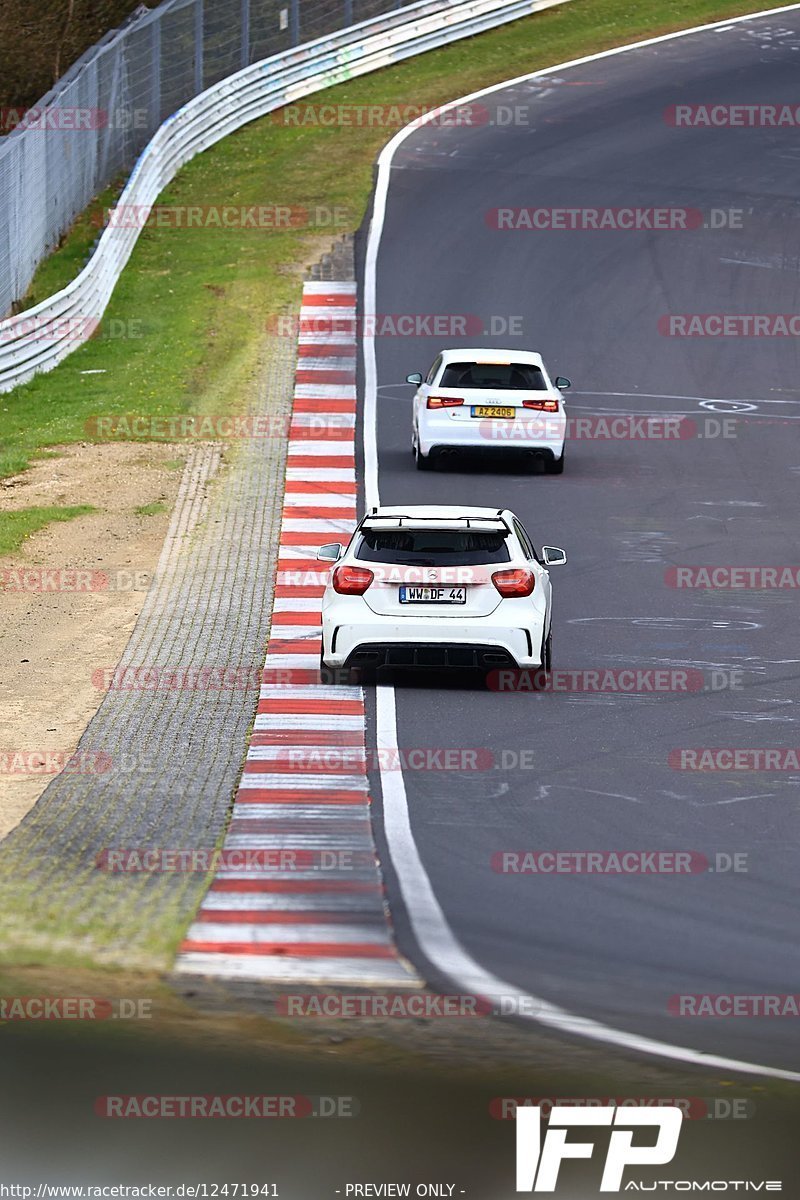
[0,0,405,318]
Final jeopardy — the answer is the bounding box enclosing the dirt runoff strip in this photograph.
[0,336,296,969]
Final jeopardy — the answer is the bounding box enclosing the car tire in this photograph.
[320,649,350,685]
[541,628,553,672]
[413,431,433,470]
[547,448,565,475]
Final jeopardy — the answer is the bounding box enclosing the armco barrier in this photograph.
[0,0,570,394]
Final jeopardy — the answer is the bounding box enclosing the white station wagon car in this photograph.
[316,505,566,672]
[407,347,570,473]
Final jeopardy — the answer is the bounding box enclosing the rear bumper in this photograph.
[418,411,566,458]
[321,617,543,669]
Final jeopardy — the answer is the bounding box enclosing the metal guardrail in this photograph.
[0,0,570,393]
[0,0,411,321]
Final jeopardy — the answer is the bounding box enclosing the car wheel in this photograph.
[413,430,433,470]
[547,448,565,475]
[541,628,553,672]
[320,649,351,685]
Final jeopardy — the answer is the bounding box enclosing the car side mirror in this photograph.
[541,546,567,566]
[406,372,423,385]
[316,543,344,563]
[554,376,571,390]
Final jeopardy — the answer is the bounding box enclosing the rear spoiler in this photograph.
[361,515,508,532]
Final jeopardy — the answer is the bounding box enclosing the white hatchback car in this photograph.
[316,505,566,672]
[407,348,569,473]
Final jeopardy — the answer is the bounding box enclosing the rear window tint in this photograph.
[439,362,547,390]
[355,529,511,566]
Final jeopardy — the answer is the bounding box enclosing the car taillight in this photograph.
[427,395,464,408]
[332,564,373,595]
[522,399,559,412]
[492,568,535,597]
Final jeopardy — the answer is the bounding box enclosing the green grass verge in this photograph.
[0,505,95,557]
[134,501,168,516]
[0,0,771,489]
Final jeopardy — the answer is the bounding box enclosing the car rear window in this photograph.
[438,362,547,390]
[355,528,511,566]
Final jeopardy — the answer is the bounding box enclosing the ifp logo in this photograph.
[516,1104,683,1192]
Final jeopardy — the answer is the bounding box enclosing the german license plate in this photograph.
[471,405,515,418]
[399,586,466,604]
